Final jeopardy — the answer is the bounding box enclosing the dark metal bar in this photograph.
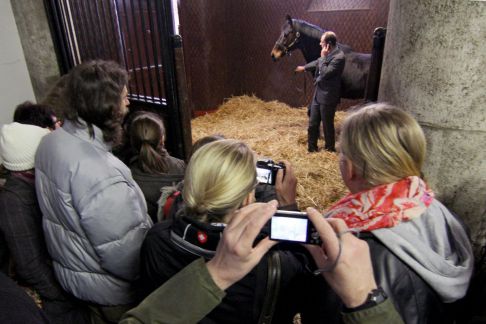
[146,0,163,103]
[154,0,186,158]
[138,0,155,101]
[99,0,120,63]
[173,35,193,159]
[128,0,148,100]
[119,0,142,100]
[364,27,387,103]
[75,0,93,60]
[59,0,81,66]
[91,1,109,59]
[42,0,72,73]
[83,0,103,58]
[110,0,129,72]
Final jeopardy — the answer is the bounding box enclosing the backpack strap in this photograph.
[163,191,181,220]
[258,250,281,324]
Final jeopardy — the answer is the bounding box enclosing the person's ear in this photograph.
[242,190,255,207]
[348,160,360,181]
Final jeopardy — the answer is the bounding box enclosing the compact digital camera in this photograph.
[269,210,322,245]
[256,159,285,185]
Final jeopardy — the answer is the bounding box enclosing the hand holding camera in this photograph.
[269,210,321,245]
[275,161,297,207]
[257,159,297,208]
[304,208,378,308]
[256,159,286,185]
[206,201,278,290]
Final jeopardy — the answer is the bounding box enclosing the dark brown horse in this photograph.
[271,15,371,99]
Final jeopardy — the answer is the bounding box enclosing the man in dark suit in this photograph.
[296,31,345,152]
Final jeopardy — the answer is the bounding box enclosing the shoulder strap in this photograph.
[258,250,281,324]
[163,191,181,220]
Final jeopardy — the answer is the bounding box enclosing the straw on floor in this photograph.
[192,95,349,211]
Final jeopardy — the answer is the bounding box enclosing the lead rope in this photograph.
[293,69,308,96]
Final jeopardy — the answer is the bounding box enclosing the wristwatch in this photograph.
[343,287,388,313]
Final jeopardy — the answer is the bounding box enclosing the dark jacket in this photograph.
[139,213,328,324]
[0,173,89,323]
[129,156,185,222]
[304,46,345,106]
[369,200,473,323]
[366,233,446,324]
[317,232,446,324]
[0,174,60,298]
[0,271,49,324]
[122,258,403,324]
[319,198,473,324]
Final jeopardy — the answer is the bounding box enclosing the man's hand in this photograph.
[305,208,377,308]
[321,43,331,57]
[295,66,305,73]
[206,201,278,290]
[275,161,297,207]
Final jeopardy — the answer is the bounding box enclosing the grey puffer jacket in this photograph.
[35,120,152,306]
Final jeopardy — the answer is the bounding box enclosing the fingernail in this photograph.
[269,200,278,208]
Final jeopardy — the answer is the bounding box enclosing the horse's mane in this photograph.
[291,18,353,52]
[291,19,325,39]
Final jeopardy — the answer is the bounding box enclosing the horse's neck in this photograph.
[293,20,325,39]
[296,34,321,63]
[293,20,325,63]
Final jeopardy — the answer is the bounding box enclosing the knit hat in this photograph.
[0,122,50,171]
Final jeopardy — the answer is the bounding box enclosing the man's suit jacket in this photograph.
[304,46,345,106]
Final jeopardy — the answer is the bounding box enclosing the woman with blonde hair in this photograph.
[309,103,473,323]
[128,112,185,221]
[140,139,327,323]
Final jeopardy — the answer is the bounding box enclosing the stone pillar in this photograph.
[379,0,486,254]
[10,0,60,101]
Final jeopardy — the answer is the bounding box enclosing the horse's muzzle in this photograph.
[270,48,283,61]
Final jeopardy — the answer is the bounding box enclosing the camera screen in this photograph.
[256,167,273,184]
[271,216,308,242]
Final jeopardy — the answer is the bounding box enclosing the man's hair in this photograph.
[64,60,128,144]
[183,139,256,223]
[13,101,57,129]
[340,103,426,187]
[129,112,170,174]
[190,134,226,158]
[323,31,337,47]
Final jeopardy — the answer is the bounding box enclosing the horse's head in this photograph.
[271,15,301,61]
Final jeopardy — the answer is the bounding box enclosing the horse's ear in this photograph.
[286,14,292,25]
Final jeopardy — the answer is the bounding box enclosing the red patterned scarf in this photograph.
[325,176,434,231]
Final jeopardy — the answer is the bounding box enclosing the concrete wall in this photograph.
[10,0,60,101]
[379,0,486,253]
[0,0,36,126]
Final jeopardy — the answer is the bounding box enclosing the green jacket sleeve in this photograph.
[119,258,226,324]
[342,298,404,324]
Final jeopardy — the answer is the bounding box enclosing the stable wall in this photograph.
[379,0,486,253]
[179,0,389,110]
[0,0,36,125]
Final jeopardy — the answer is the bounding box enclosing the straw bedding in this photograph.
[191,95,349,211]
